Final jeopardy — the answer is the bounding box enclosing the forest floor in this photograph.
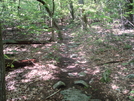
[4,23,134,101]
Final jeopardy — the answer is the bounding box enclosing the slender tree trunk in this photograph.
[126,0,133,23]
[0,23,6,101]
[69,0,75,21]
[94,0,96,3]
[128,0,133,23]
[50,18,55,41]
[78,0,88,29]
[37,0,63,40]
[17,0,21,15]
[50,0,55,41]
[52,20,63,40]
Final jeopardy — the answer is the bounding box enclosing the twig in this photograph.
[97,59,129,66]
[45,89,61,99]
[123,16,134,27]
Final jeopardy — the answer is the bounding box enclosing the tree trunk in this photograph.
[50,18,55,41]
[52,19,63,40]
[78,0,88,30]
[126,0,133,23]
[0,23,6,101]
[37,0,63,40]
[69,0,75,21]
[49,0,55,41]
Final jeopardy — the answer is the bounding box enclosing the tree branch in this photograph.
[36,0,52,17]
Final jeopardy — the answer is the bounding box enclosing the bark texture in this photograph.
[0,23,6,101]
[78,0,88,29]
[69,0,75,20]
[126,0,133,22]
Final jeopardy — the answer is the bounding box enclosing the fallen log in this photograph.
[3,40,51,44]
[5,58,36,70]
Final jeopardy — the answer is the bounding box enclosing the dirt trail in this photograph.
[5,28,134,101]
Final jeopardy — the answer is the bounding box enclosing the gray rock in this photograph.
[81,67,86,70]
[68,44,78,48]
[130,62,134,67]
[60,88,91,101]
[78,72,87,77]
[89,78,94,84]
[74,80,89,88]
[70,54,78,58]
[53,81,66,89]
[68,73,77,77]
[61,69,68,72]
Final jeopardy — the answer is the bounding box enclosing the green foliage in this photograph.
[8,50,19,52]
[129,96,134,100]
[94,89,98,91]
[97,48,106,52]
[4,54,10,59]
[6,63,14,68]
[6,59,15,68]
[0,0,130,35]
[44,52,60,63]
[4,53,16,58]
[4,53,17,68]
[3,40,17,43]
[122,62,129,66]
[123,44,132,49]
[129,59,134,64]
[130,91,134,94]
[100,69,111,83]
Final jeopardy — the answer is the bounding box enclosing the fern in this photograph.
[101,69,111,83]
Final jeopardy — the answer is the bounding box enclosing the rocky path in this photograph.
[5,33,103,101]
[49,34,108,101]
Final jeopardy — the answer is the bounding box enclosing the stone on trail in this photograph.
[78,71,87,77]
[74,80,89,88]
[126,74,134,79]
[70,54,78,58]
[53,81,66,89]
[60,88,91,101]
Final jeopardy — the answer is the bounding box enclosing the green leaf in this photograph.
[8,50,19,52]
[4,54,10,59]
[122,63,129,66]
[11,64,14,68]
[129,96,133,99]
[130,91,134,94]
[101,69,111,83]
